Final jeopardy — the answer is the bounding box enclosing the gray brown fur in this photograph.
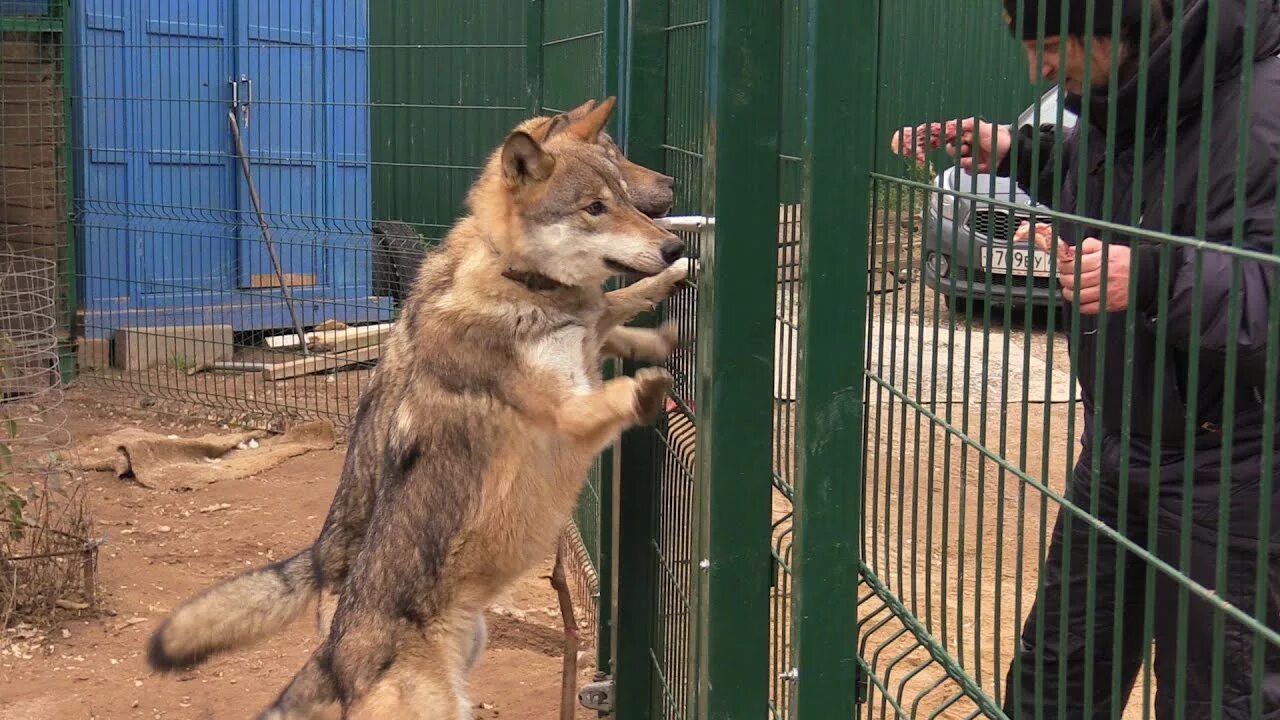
[149,98,686,719]
[144,99,691,682]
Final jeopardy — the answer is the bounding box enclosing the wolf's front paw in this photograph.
[658,257,698,295]
[632,368,674,424]
[656,321,681,356]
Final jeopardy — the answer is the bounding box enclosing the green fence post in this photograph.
[612,426,657,720]
[592,0,631,677]
[58,0,77,383]
[694,0,781,717]
[524,0,544,116]
[612,0,668,714]
[791,0,877,716]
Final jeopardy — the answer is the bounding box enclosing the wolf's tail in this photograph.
[147,548,318,671]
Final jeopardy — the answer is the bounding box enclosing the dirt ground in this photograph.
[0,388,598,720]
[2,271,1164,718]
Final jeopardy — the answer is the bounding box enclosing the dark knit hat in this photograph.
[1002,0,1148,40]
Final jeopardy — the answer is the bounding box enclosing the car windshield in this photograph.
[1017,87,1075,129]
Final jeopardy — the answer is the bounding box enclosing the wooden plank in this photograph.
[248,272,316,288]
[262,344,382,381]
[265,322,393,352]
[186,361,271,376]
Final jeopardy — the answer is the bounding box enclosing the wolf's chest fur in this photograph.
[523,321,599,396]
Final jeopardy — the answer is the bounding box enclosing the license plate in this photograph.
[988,246,1052,278]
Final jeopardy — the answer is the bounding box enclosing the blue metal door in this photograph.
[233,1,372,294]
[75,0,382,335]
[135,0,238,297]
[77,0,237,307]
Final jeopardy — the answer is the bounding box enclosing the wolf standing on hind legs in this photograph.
[144,97,690,683]
[253,98,681,719]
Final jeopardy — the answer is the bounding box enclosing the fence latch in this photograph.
[579,677,614,714]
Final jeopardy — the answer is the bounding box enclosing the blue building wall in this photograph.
[72,0,390,339]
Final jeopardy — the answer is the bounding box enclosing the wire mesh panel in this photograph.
[0,250,97,628]
[648,1,707,714]
[369,1,527,243]
[67,1,531,428]
[854,0,1280,717]
[857,2,1089,715]
[607,2,715,715]
[1,1,72,377]
[611,1,782,717]
[769,0,810,715]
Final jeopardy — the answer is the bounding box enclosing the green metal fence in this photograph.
[851,0,1280,715]
[605,0,1280,718]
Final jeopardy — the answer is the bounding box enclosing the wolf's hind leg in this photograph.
[257,648,338,720]
[346,612,478,720]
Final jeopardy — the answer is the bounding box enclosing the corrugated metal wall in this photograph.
[368,1,527,241]
[875,2,1038,172]
[778,1,1036,198]
[539,0,604,114]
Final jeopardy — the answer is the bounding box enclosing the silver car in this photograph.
[921,88,1079,310]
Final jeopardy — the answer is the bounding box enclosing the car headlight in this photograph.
[935,191,956,220]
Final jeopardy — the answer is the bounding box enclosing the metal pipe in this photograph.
[227,109,310,356]
[653,215,715,233]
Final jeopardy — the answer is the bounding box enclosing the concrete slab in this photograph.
[112,325,234,371]
[76,338,111,371]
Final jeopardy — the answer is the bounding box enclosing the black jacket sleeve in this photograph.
[994,123,1065,206]
[1131,120,1278,389]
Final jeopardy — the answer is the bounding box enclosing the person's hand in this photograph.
[944,118,1013,173]
[1058,238,1131,315]
[891,122,948,165]
[890,118,1013,173]
[1015,221,1074,264]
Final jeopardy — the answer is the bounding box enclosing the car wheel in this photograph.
[925,251,950,280]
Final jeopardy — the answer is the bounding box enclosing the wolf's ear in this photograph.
[563,99,598,122]
[527,113,571,143]
[567,96,616,141]
[501,131,556,187]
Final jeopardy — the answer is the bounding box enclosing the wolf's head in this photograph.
[490,98,684,288]
[516,100,675,218]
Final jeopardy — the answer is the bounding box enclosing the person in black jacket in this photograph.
[894,0,1280,716]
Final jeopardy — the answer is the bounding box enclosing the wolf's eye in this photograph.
[585,201,607,216]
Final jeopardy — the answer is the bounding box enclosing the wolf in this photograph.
[149,98,688,718]
[144,100,691,683]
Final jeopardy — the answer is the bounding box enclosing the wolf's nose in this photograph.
[660,238,686,264]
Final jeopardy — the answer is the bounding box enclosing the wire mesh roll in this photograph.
[0,250,69,467]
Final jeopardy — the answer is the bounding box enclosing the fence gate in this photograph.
[598,0,1280,719]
